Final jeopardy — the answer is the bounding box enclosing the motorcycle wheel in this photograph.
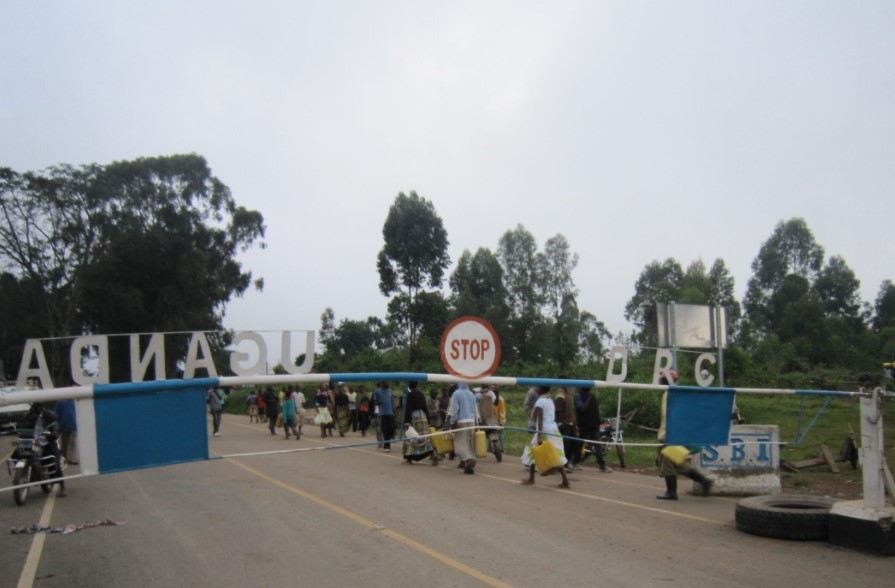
[488,434,502,462]
[29,463,51,494]
[13,464,31,506]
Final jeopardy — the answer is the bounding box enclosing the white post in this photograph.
[860,388,885,509]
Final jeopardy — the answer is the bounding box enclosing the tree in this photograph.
[319,308,337,355]
[624,258,683,346]
[497,225,546,362]
[578,311,612,365]
[449,247,509,338]
[376,192,450,361]
[542,234,579,368]
[707,258,743,336]
[814,255,864,335]
[0,164,99,380]
[744,218,824,336]
[678,260,711,305]
[873,280,895,332]
[0,273,47,380]
[625,257,741,348]
[0,155,266,382]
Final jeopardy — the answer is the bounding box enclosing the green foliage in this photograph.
[377,191,450,361]
[497,225,547,363]
[449,247,509,335]
[624,258,684,346]
[873,280,895,331]
[0,155,265,382]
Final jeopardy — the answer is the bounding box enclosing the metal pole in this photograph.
[715,306,725,388]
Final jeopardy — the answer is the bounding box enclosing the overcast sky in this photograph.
[2,2,893,351]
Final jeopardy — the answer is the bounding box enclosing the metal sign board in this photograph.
[657,303,728,349]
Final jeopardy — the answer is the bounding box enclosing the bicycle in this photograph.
[595,417,627,469]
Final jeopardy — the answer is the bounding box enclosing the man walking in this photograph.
[449,383,478,474]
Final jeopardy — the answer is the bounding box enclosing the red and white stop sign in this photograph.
[440,316,501,379]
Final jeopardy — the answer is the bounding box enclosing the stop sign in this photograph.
[439,316,501,379]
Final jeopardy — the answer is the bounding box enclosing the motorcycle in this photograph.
[6,424,66,506]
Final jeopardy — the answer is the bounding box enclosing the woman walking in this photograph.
[334,383,351,437]
[281,389,300,440]
[357,388,371,437]
[402,382,438,466]
[521,386,570,488]
[314,385,334,437]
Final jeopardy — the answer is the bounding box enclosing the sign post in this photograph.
[439,316,501,379]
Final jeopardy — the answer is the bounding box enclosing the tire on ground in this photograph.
[735,494,838,541]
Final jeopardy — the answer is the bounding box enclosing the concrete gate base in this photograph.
[828,501,895,556]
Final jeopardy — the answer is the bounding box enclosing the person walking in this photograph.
[256,390,267,423]
[576,386,611,472]
[281,389,300,440]
[207,386,223,437]
[437,388,450,430]
[357,387,371,437]
[262,386,280,436]
[523,386,546,430]
[656,370,713,499]
[554,395,578,472]
[448,382,478,474]
[55,398,78,465]
[314,385,334,438]
[479,385,502,461]
[293,386,306,438]
[324,384,336,437]
[493,387,506,454]
[334,383,351,437]
[521,386,570,488]
[402,382,439,466]
[347,386,358,432]
[372,382,395,452]
[426,388,442,429]
[245,389,259,423]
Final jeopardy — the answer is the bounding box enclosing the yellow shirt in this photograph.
[494,397,507,426]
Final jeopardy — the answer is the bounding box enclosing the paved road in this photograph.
[1,414,891,588]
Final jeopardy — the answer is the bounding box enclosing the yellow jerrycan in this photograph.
[474,429,488,458]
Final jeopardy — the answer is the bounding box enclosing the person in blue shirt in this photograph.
[372,382,395,452]
[448,382,478,474]
[55,399,78,465]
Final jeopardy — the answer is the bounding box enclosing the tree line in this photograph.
[319,196,895,390]
[2,157,892,390]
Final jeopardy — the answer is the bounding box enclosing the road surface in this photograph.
[1,414,891,588]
